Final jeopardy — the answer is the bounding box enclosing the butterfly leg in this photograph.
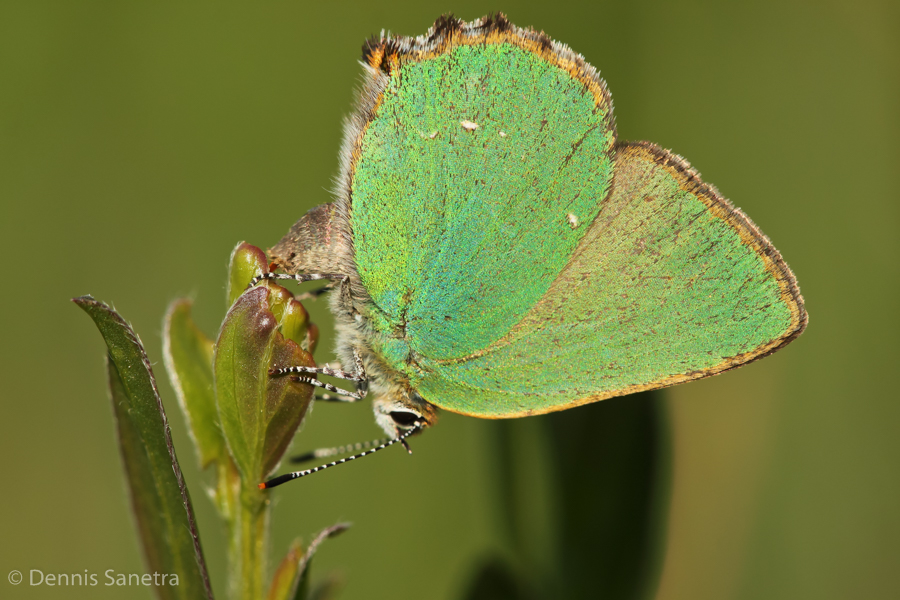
[317,348,369,402]
[249,271,354,314]
[251,272,370,401]
[270,347,368,402]
[248,271,345,288]
[294,283,333,302]
[314,392,361,403]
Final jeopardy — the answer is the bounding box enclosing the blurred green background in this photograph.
[2,1,897,598]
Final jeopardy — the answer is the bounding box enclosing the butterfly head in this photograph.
[372,388,438,437]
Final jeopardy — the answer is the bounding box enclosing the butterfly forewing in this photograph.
[350,29,615,363]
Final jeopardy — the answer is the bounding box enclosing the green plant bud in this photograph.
[266,283,294,323]
[279,298,310,349]
[227,242,269,307]
[214,286,315,485]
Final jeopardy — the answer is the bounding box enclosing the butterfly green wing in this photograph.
[411,142,807,417]
[349,23,616,362]
[346,17,806,418]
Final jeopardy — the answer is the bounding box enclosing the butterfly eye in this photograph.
[389,411,421,428]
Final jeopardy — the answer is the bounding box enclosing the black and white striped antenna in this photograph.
[259,424,422,489]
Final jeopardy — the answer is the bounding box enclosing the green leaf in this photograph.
[485,391,669,600]
[214,286,316,484]
[543,393,669,600]
[268,541,303,600]
[461,557,529,600]
[267,524,350,600]
[73,296,214,600]
[164,299,224,468]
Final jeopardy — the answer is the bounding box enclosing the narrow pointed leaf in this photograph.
[164,299,224,468]
[266,524,349,600]
[74,296,213,600]
[268,541,303,600]
[293,524,350,600]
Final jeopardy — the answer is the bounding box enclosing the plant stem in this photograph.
[218,458,270,600]
[239,485,270,600]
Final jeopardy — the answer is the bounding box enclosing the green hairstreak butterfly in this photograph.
[257,14,807,488]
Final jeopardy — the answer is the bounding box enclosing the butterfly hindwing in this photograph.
[412,142,806,417]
